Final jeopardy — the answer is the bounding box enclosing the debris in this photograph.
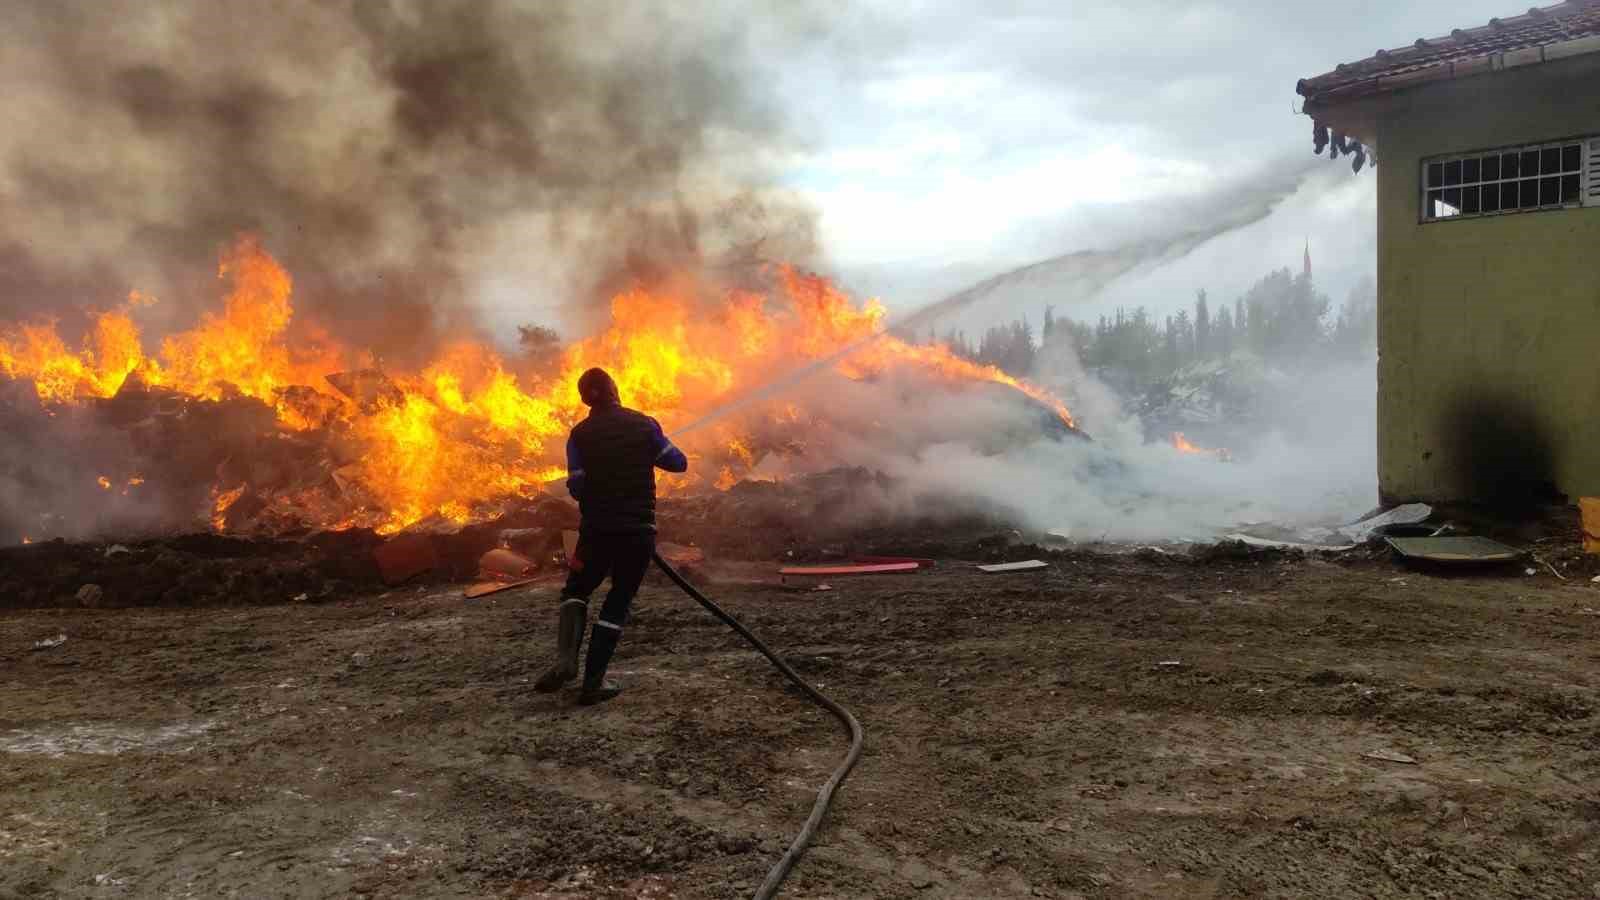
[1156,660,1183,668]
[351,652,370,667]
[479,548,536,580]
[1386,535,1523,566]
[1524,568,1538,577]
[1363,749,1417,765]
[1529,554,1568,582]
[324,368,405,412]
[463,547,541,599]
[1339,503,1432,543]
[372,533,440,586]
[75,583,105,608]
[1591,575,1600,585]
[497,527,554,556]
[104,544,131,558]
[463,578,536,599]
[32,633,67,650]
[1221,534,1349,552]
[976,560,1048,574]
[1582,497,1600,554]
[779,562,918,585]
[291,592,309,602]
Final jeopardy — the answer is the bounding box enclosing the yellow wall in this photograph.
[1373,54,1600,505]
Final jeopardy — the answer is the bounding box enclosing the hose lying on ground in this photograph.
[651,551,865,900]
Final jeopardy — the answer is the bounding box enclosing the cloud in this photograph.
[789,0,1514,308]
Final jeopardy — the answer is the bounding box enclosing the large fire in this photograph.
[1,237,1077,536]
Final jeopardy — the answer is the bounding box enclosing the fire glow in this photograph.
[1,238,1077,536]
[1171,432,1231,462]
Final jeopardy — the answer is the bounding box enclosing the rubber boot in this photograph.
[534,599,587,692]
[578,624,623,705]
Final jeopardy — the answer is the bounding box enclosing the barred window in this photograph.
[1422,137,1594,222]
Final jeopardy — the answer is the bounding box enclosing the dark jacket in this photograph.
[566,404,689,535]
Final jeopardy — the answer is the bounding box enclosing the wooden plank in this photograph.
[976,560,1048,574]
[779,562,919,584]
[463,577,537,599]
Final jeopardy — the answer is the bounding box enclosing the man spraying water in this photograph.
[535,367,689,704]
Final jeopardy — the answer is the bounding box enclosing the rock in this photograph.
[76,583,105,608]
[351,652,370,667]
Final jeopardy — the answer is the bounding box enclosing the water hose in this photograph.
[651,551,865,900]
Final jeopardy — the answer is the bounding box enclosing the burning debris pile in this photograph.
[1,239,1083,546]
[0,467,1026,609]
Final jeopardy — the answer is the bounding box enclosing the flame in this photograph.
[2,238,1079,534]
[1171,432,1231,461]
[96,476,112,490]
[21,536,32,544]
[211,485,245,531]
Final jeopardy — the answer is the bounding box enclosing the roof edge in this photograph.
[1298,0,1600,109]
[1300,31,1600,109]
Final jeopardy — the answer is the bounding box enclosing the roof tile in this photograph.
[1299,0,1600,107]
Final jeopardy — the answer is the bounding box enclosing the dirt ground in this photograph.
[5,546,1600,899]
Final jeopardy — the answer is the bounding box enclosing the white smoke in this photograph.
[718,338,1379,543]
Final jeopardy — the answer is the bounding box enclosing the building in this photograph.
[1298,1,1600,507]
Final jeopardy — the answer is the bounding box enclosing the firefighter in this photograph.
[535,367,688,704]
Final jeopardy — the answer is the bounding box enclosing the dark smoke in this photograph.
[0,0,822,360]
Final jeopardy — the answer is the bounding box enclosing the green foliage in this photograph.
[924,267,1374,389]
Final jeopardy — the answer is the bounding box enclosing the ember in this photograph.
[1,237,1078,539]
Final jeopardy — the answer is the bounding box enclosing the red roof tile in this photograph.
[1298,0,1600,108]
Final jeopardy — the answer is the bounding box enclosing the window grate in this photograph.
[1588,138,1600,207]
[1421,138,1592,222]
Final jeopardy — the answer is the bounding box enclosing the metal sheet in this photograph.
[977,560,1049,573]
[1385,535,1523,564]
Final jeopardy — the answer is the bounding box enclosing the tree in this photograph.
[1331,275,1377,356]
[1215,305,1234,358]
[1173,309,1194,368]
[1194,290,1210,359]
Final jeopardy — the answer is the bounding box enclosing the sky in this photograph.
[764,0,1518,327]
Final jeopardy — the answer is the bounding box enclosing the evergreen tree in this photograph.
[1215,305,1234,358]
[1194,290,1210,359]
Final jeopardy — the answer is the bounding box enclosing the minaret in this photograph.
[1303,238,1312,280]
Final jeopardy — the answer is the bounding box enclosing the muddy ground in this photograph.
[4,543,1600,899]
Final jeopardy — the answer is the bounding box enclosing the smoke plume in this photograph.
[0,0,822,360]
